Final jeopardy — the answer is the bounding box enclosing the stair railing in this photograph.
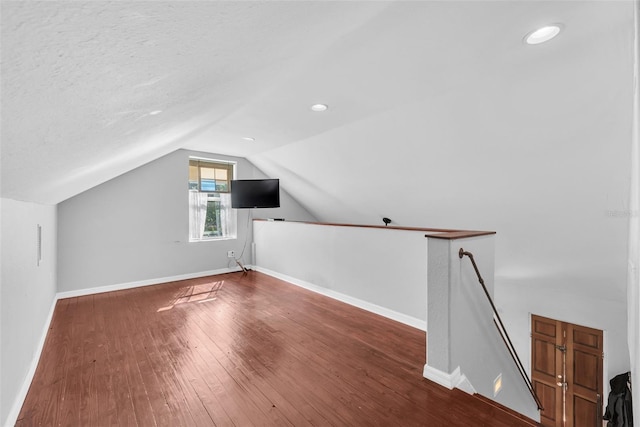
[458,248,544,411]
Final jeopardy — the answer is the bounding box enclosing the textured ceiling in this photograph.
[1,1,388,204]
[3,1,632,205]
[1,1,636,300]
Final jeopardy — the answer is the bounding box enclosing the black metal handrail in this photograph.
[458,248,544,411]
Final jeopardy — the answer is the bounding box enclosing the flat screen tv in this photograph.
[231,179,280,209]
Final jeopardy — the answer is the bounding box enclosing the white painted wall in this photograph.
[495,279,629,404]
[57,149,315,293]
[425,234,539,421]
[256,222,542,419]
[627,0,639,418]
[247,3,634,400]
[427,235,630,420]
[253,220,429,329]
[452,236,540,421]
[0,198,57,427]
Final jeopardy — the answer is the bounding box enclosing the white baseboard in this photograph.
[455,370,477,395]
[4,267,244,427]
[4,297,57,427]
[422,365,476,394]
[423,364,456,389]
[56,267,243,299]
[254,266,426,331]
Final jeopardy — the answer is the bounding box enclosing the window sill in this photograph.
[189,236,237,243]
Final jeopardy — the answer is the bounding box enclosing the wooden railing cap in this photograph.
[253,219,495,240]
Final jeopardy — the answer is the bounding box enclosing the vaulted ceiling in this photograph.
[1,1,636,297]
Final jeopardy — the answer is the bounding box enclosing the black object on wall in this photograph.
[231,179,280,209]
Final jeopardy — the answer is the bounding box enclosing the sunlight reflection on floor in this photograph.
[157,280,224,312]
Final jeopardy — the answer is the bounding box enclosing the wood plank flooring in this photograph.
[17,271,538,426]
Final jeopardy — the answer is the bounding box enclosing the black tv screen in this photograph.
[231,179,280,209]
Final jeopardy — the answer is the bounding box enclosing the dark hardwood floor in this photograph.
[17,271,538,426]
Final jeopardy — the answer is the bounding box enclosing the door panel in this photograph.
[531,316,563,427]
[572,350,598,390]
[573,395,598,427]
[566,323,603,427]
[531,315,603,427]
[535,381,559,426]
[573,329,599,349]
[534,318,559,338]
[533,339,557,376]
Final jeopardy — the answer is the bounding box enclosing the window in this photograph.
[188,159,237,241]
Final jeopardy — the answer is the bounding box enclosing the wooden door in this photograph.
[531,315,603,427]
[531,315,564,427]
[565,323,603,427]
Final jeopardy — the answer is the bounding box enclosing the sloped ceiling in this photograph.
[1,0,389,204]
[1,1,636,298]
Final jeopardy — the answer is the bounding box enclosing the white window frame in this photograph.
[188,157,237,242]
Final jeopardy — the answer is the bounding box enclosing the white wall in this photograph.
[248,1,633,303]
[57,149,315,294]
[256,222,542,419]
[1,198,57,427]
[247,3,634,396]
[627,0,639,419]
[452,236,540,421]
[253,220,428,329]
[495,279,629,402]
[427,233,628,420]
[425,234,539,421]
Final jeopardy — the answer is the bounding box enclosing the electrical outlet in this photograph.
[227,250,235,258]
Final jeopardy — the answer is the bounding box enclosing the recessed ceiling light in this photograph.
[310,104,328,112]
[149,110,163,115]
[525,24,562,45]
[242,137,255,142]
